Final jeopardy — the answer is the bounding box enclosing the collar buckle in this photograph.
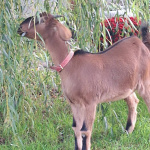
[50,51,74,72]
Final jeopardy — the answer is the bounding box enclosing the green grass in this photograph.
[1,96,150,149]
[0,0,150,149]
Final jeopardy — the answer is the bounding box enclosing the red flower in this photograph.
[99,16,141,51]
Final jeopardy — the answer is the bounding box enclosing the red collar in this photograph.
[50,51,74,72]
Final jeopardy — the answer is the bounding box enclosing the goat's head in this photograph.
[17,12,72,41]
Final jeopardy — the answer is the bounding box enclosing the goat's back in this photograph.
[61,36,150,104]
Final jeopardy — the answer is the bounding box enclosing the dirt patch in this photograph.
[0,137,5,145]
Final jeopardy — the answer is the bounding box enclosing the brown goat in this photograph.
[18,12,150,150]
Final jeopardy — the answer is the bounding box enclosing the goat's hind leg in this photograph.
[125,92,139,133]
[138,82,150,113]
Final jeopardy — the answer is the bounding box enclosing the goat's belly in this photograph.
[96,89,134,104]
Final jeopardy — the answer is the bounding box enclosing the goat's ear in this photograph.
[57,23,72,41]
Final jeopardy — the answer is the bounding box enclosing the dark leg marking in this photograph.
[82,135,86,150]
[73,117,77,150]
[80,121,87,131]
[81,121,87,150]
[126,119,132,131]
[75,135,78,150]
[73,120,87,150]
[72,117,76,127]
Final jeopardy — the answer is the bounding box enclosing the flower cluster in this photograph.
[99,17,141,50]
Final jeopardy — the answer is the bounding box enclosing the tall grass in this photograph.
[0,0,150,149]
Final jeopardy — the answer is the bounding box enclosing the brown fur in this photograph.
[141,23,150,50]
[18,13,150,150]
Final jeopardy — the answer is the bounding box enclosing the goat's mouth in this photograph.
[17,27,27,37]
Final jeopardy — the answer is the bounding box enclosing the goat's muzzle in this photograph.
[17,27,26,37]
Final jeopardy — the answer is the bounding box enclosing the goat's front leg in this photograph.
[72,103,96,150]
[125,92,139,133]
[83,104,96,150]
[71,104,85,150]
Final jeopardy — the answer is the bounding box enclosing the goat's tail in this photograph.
[140,23,150,50]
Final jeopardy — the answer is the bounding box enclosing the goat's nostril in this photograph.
[17,28,21,32]
[17,27,23,35]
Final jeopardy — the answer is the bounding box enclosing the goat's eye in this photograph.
[40,19,44,23]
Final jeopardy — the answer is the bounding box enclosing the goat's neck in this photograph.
[45,34,69,66]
